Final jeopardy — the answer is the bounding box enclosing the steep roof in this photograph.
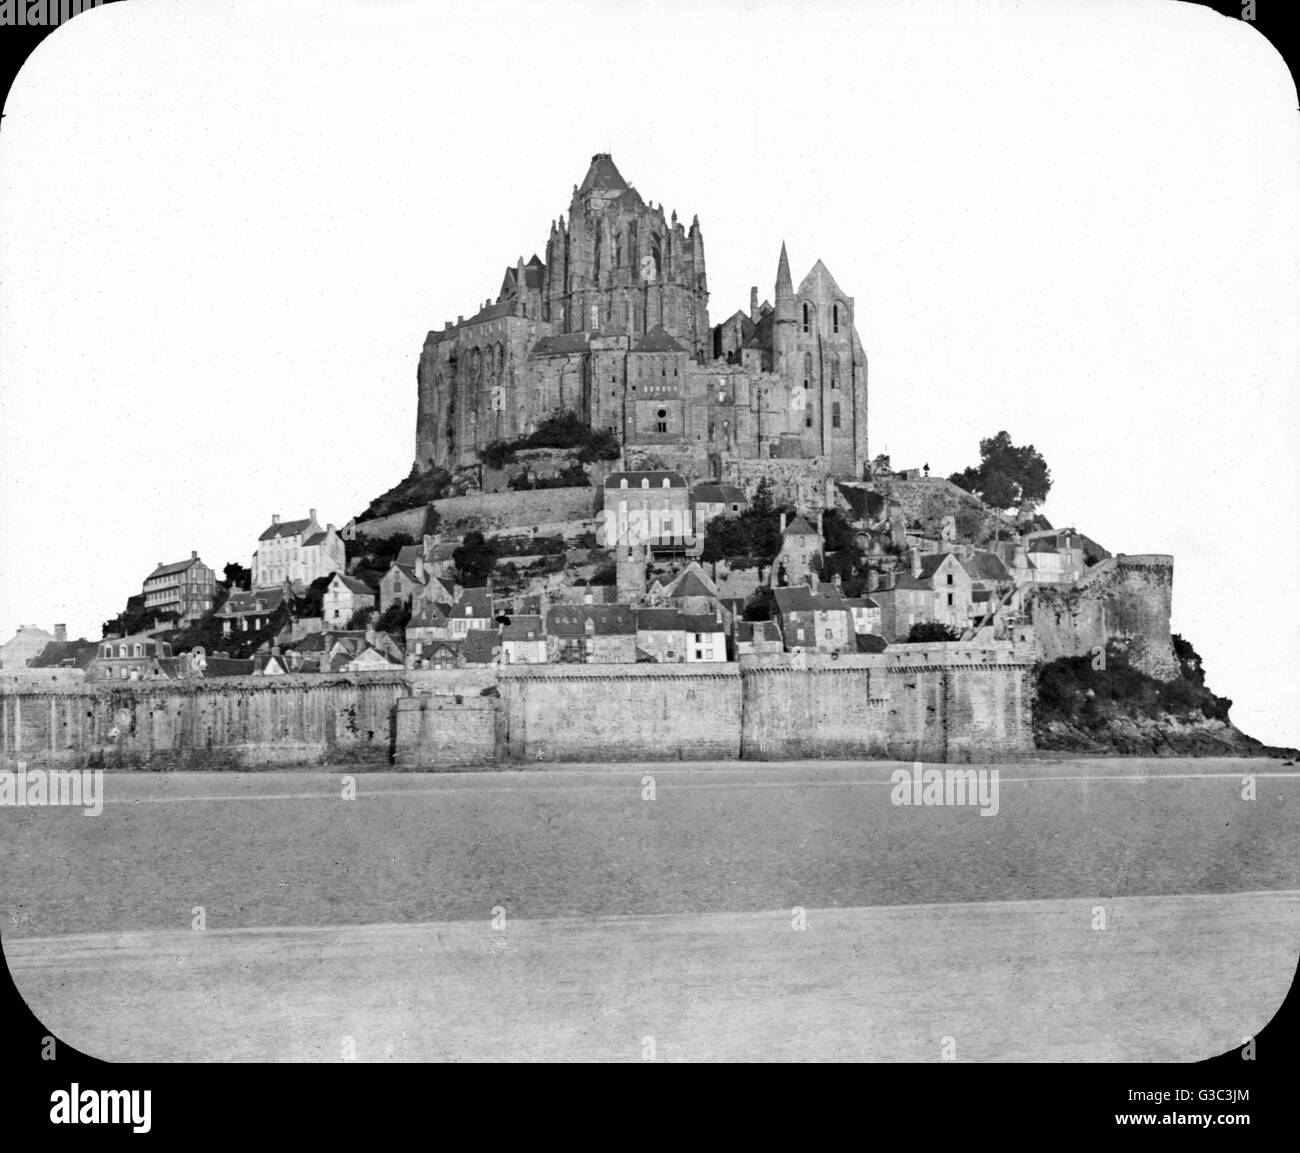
[681,612,726,634]
[28,640,98,669]
[332,574,375,597]
[449,587,493,619]
[959,551,1013,582]
[663,562,719,600]
[461,629,502,664]
[605,470,688,489]
[146,556,203,580]
[635,608,687,631]
[258,517,314,542]
[530,332,591,357]
[501,615,544,641]
[797,258,848,302]
[783,514,820,538]
[693,483,745,505]
[546,604,635,637]
[632,327,686,353]
[578,153,629,195]
[773,586,847,614]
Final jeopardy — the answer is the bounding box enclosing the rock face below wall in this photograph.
[1036,715,1296,758]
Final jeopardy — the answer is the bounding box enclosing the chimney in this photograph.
[910,547,922,579]
[191,550,198,560]
[831,573,842,589]
[54,623,67,642]
[415,554,425,582]
[749,286,758,321]
[779,512,787,534]
[309,508,317,522]
[326,523,335,533]
[867,570,879,593]
[809,573,819,593]
[271,514,280,525]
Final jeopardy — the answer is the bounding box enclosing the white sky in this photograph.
[1,0,1296,744]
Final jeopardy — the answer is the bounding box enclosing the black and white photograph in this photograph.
[0,0,1296,1118]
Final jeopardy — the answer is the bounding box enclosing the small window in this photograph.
[947,594,954,606]
[831,402,841,429]
[833,303,840,333]
[802,302,810,333]
[946,573,954,585]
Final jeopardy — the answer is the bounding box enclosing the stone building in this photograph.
[252,511,345,590]
[415,155,868,489]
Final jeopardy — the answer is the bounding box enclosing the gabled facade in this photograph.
[323,573,377,628]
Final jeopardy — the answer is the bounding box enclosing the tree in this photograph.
[376,600,412,638]
[453,531,499,587]
[906,621,962,643]
[222,562,252,592]
[821,509,855,553]
[346,606,373,631]
[947,431,1052,510]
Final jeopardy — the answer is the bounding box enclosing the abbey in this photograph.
[415,154,868,483]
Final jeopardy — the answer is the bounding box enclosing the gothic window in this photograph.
[803,352,812,388]
[833,303,840,333]
[651,233,662,278]
[831,356,840,389]
[802,302,811,333]
[832,401,841,429]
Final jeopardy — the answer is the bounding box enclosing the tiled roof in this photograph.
[531,333,591,356]
[666,570,716,600]
[501,615,544,641]
[681,613,725,634]
[773,586,848,614]
[220,589,288,616]
[333,574,375,597]
[28,640,98,669]
[204,657,255,677]
[632,327,685,353]
[410,601,451,627]
[449,588,493,619]
[461,630,502,664]
[783,514,819,537]
[578,153,629,194]
[636,608,687,631]
[546,604,635,637]
[146,556,202,580]
[959,551,1012,582]
[737,620,782,643]
[258,518,314,542]
[842,596,880,609]
[302,531,333,547]
[605,470,687,489]
[693,483,745,505]
[396,544,421,567]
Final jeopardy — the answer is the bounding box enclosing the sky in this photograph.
[0,0,1296,744]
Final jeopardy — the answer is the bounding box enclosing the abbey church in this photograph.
[415,154,868,486]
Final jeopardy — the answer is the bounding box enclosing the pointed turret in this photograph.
[515,256,527,318]
[774,241,797,386]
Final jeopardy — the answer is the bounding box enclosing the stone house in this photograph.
[501,615,547,664]
[843,595,882,636]
[769,514,822,588]
[773,583,854,654]
[447,588,495,639]
[691,482,746,536]
[89,635,180,681]
[602,471,692,551]
[252,510,346,589]
[217,585,292,635]
[323,574,377,629]
[735,619,784,657]
[380,546,427,612]
[545,604,636,664]
[681,612,727,662]
[635,608,691,663]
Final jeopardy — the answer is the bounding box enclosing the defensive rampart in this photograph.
[0,649,1034,769]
